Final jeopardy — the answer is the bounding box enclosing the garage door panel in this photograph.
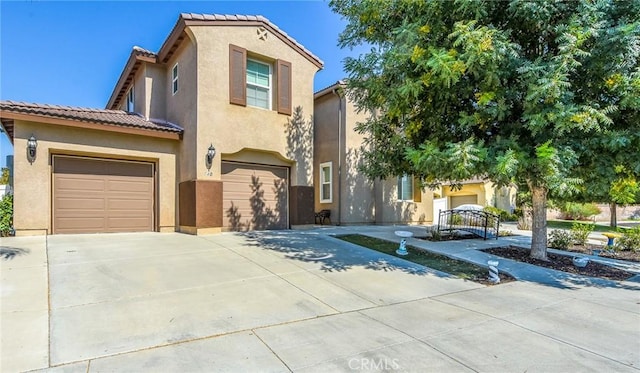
[107,217,153,230]
[55,197,106,210]
[53,156,154,234]
[55,218,107,231]
[107,199,152,211]
[55,177,106,192]
[222,162,288,231]
[107,179,153,193]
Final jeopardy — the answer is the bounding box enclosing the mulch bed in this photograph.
[483,246,635,281]
[562,244,640,263]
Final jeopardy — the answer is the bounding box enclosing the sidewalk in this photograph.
[309,224,640,289]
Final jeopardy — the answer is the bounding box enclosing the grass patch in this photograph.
[547,220,626,233]
[336,234,512,284]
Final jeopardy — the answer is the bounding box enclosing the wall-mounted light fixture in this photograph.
[205,144,216,170]
[27,135,37,164]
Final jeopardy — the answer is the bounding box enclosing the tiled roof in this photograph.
[0,101,183,134]
[132,45,157,59]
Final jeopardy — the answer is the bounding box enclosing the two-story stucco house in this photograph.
[0,13,322,236]
[313,81,516,226]
[313,81,438,225]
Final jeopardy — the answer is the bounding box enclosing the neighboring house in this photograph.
[0,13,322,236]
[442,178,517,212]
[313,81,437,225]
[313,81,517,226]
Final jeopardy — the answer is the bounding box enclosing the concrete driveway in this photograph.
[1,229,639,372]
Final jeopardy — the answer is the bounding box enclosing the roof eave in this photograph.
[106,51,157,110]
[314,81,346,99]
[0,110,182,141]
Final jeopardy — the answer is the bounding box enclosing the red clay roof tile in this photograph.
[0,101,183,134]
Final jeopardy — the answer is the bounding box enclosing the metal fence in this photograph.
[437,209,500,240]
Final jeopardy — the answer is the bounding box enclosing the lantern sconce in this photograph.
[27,135,37,164]
[205,144,216,170]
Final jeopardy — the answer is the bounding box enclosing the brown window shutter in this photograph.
[413,178,422,202]
[276,59,292,115]
[229,44,247,106]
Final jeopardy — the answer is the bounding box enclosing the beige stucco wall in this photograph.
[374,178,434,224]
[313,92,340,215]
[144,64,167,121]
[341,93,375,224]
[188,24,319,186]
[313,91,377,224]
[12,120,178,235]
[164,34,198,183]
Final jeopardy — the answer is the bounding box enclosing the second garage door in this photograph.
[222,162,288,231]
[450,195,479,209]
[52,156,154,234]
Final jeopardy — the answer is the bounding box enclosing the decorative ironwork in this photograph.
[437,209,500,240]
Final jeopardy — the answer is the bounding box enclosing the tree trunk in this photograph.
[610,202,617,228]
[528,181,548,260]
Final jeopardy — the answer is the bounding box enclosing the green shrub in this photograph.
[559,202,601,221]
[570,222,594,246]
[484,206,518,222]
[0,194,13,237]
[450,213,463,225]
[548,229,572,250]
[614,226,640,252]
[428,226,442,241]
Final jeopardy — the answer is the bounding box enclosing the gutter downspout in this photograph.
[332,85,344,226]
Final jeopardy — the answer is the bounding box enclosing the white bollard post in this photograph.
[396,239,408,255]
[487,260,500,283]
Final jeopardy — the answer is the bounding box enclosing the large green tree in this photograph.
[330,0,640,259]
[570,59,640,227]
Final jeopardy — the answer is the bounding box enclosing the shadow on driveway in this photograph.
[0,246,30,260]
[239,230,450,278]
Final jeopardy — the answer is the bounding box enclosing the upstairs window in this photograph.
[126,87,134,112]
[172,63,179,95]
[320,162,332,203]
[246,59,271,109]
[397,175,414,202]
[229,44,292,115]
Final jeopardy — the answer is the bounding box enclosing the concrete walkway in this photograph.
[1,228,639,372]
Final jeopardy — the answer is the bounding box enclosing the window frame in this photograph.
[246,58,272,110]
[397,174,414,202]
[320,161,333,203]
[126,86,134,112]
[172,63,179,95]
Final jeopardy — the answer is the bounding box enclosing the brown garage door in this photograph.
[450,195,478,209]
[53,156,154,234]
[222,162,288,231]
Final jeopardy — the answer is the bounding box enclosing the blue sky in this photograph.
[0,0,361,168]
